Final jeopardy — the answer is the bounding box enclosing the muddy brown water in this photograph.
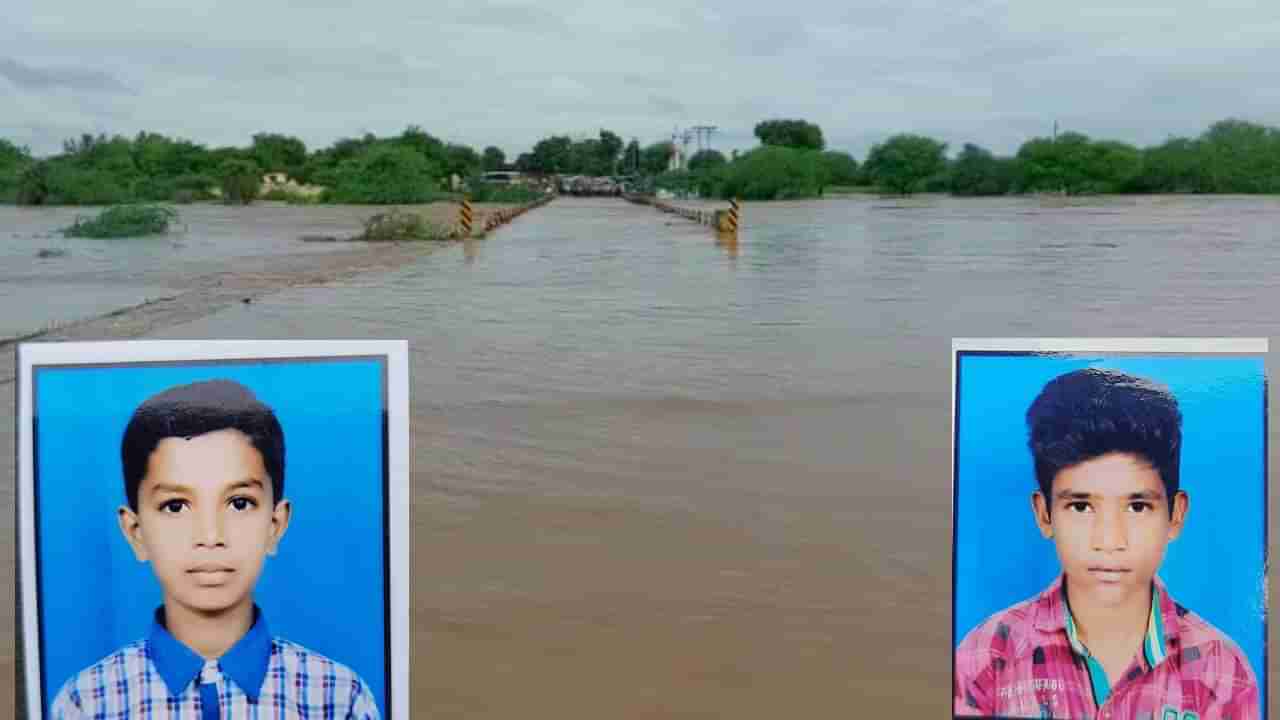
[3,195,1279,717]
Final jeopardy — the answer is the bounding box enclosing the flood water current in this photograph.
[3,195,1280,717]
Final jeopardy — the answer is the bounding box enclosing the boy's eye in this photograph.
[159,500,187,514]
[1066,501,1092,513]
[229,496,257,511]
[1128,501,1153,513]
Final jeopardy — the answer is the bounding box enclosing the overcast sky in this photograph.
[4,0,1279,161]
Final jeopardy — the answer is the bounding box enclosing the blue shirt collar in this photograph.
[147,605,272,701]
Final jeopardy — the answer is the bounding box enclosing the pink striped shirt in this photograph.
[954,576,1258,719]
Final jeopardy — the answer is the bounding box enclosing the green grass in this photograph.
[261,188,324,204]
[62,204,179,238]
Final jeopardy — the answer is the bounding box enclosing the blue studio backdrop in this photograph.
[34,358,388,717]
[953,352,1266,699]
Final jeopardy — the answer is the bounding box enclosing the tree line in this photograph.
[0,127,519,205]
[1,117,1277,205]
[656,117,1280,200]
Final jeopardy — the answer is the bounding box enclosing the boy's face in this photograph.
[119,428,291,618]
[1032,452,1188,609]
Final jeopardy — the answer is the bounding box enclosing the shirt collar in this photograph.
[147,605,272,700]
[1032,574,1179,666]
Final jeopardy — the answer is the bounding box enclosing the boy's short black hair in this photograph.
[121,379,285,511]
[1026,368,1182,513]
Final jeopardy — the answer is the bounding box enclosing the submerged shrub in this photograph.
[62,204,179,238]
[358,208,452,241]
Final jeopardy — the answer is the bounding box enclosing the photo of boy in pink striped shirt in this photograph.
[952,346,1264,720]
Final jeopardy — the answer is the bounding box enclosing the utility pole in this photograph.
[690,125,718,154]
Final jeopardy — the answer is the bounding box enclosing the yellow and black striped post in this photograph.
[719,198,740,234]
[458,198,474,238]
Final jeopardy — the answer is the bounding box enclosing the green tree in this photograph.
[622,139,641,174]
[218,159,262,205]
[1,138,33,166]
[566,138,604,175]
[397,126,446,163]
[753,119,825,151]
[62,133,106,157]
[16,161,51,205]
[949,144,1015,196]
[597,130,624,173]
[325,144,443,203]
[687,149,727,172]
[251,133,307,175]
[640,142,674,175]
[131,131,173,177]
[1087,140,1143,193]
[64,134,139,178]
[1134,137,1209,193]
[816,150,859,188]
[1199,118,1280,193]
[482,146,506,171]
[863,134,948,195]
[529,136,573,174]
[1013,136,1062,192]
[36,133,142,203]
[442,143,481,180]
[0,139,33,202]
[129,134,213,179]
[718,145,822,200]
[1015,132,1143,194]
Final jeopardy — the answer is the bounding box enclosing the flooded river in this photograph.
[3,195,1279,717]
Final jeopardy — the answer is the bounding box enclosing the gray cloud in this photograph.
[2,0,1278,160]
[649,95,687,116]
[0,57,133,93]
[449,1,568,31]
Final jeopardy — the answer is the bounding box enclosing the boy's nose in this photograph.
[1092,509,1128,551]
[193,510,227,546]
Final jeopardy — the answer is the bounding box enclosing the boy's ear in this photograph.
[267,499,292,556]
[1031,492,1053,539]
[1167,491,1190,541]
[118,506,149,562]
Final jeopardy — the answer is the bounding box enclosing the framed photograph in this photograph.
[17,340,410,720]
[951,338,1267,720]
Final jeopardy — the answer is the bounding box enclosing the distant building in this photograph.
[260,172,324,198]
[481,171,525,185]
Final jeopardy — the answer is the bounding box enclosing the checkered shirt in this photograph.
[49,608,381,720]
[954,575,1259,719]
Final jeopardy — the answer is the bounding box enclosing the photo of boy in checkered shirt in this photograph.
[50,379,381,720]
[954,368,1260,720]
